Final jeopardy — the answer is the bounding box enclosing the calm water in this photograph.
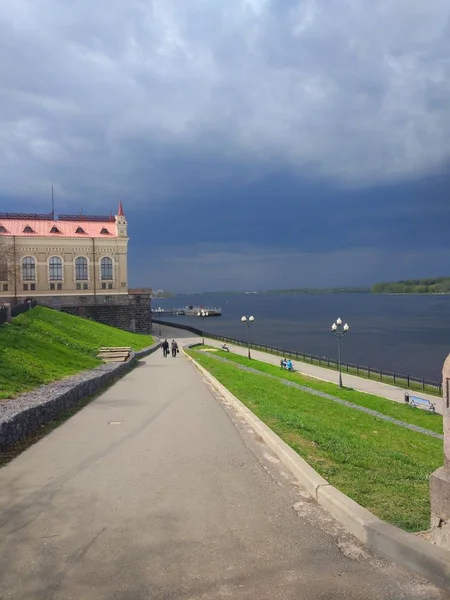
[153,293,450,381]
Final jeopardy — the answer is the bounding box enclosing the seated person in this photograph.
[280,358,287,368]
[221,343,229,352]
[286,359,293,371]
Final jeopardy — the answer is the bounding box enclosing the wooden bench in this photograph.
[408,395,436,412]
[97,347,132,363]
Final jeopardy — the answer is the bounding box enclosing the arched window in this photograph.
[49,256,63,281]
[100,257,113,280]
[75,257,88,281]
[22,257,36,281]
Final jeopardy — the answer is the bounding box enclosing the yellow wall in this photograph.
[0,235,128,300]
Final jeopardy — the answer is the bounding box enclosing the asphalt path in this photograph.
[0,333,447,599]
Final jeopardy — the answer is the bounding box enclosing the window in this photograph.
[50,226,60,233]
[50,283,55,290]
[76,283,81,290]
[100,257,113,280]
[0,225,6,233]
[22,257,36,281]
[30,283,36,291]
[2,283,8,291]
[75,257,88,281]
[57,283,62,290]
[108,283,113,289]
[75,226,85,234]
[101,282,106,290]
[23,284,29,291]
[49,256,63,281]
[23,225,34,233]
[100,227,109,234]
[83,283,88,290]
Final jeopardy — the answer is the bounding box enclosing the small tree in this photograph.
[0,236,20,304]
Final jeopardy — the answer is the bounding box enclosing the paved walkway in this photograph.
[0,345,447,599]
[190,334,443,415]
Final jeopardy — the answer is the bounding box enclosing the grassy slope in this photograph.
[190,350,443,532]
[0,306,153,399]
[206,349,443,434]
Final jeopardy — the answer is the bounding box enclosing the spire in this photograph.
[118,200,124,217]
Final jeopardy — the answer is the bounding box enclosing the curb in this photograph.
[183,346,450,592]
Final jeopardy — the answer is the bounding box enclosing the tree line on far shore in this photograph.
[372,277,450,294]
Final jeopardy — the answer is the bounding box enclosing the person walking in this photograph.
[171,339,179,358]
[162,339,169,358]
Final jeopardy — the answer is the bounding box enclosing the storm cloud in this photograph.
[1,1,449,290]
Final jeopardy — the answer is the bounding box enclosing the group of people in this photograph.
[162,339,179,358]
[280,358,294,371]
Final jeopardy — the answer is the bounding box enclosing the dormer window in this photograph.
[50,226,60,233]
[0,225,6,233]
[23,225,34,233]
[100,227,109,234]
[75,226,85,234]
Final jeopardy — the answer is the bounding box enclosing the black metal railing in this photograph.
[0,299,38,325]
[152,318,443,397]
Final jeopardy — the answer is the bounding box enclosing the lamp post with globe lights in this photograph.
[331,318,350,388]
[241,315,255,359]
[157,307,163,337]
[197,309,209,345]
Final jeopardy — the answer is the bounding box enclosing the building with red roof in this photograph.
[0,202,129,307]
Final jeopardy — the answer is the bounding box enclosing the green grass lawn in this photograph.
[204,348,443,435]
[0,306,154,399]
[189,349,443,533]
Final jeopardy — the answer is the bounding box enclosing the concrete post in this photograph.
[430,354,450,548]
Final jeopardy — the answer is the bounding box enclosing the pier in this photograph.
[152,305,222,317]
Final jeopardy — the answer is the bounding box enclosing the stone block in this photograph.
[431,467,450,548]
[430,354,450,549]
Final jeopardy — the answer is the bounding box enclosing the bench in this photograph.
[408,395,436,412]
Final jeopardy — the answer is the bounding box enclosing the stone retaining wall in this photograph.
[0,342,160,451]
[61,300,152,334]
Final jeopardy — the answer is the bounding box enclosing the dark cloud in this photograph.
[1,1,450,290]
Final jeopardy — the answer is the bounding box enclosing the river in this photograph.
[152,293,450,381]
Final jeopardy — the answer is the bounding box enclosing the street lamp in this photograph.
[197,309,209,345]
[157,307,163,337]
[331,317,350,388]
[241,315,255,359]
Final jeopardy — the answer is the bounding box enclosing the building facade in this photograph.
[0,202,128,307]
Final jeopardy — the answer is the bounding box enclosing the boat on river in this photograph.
[152,305,222,317]
[184,305,222,316]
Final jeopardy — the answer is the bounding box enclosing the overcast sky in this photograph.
[1,1,449,291]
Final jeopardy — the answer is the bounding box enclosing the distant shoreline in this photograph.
[169,289,450,297]
[371,292,450,296]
